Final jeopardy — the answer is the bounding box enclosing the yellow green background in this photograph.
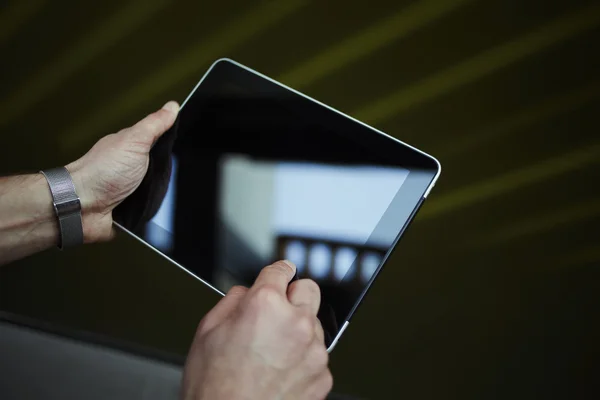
[1,0,599,398]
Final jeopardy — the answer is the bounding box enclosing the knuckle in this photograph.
[286,280,299,296]
[249,285,280,310]
[315,346,330,369]
[195,318,209,336]
[113,130,129,144]
[227,285,247,297]
[293,314,315,343]
[149,115,164,132]
[112,128,127,138]
[314,321,326,345]
[142,113,165,134]
[310,368,334,399]
[102,132,117,142]
[302,279,320,296]
[321,369,334,392]
[308,343,329,370]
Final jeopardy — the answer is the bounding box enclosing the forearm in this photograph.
[0,103,178,266]
[0,168,115,266]
[0,173,59,265]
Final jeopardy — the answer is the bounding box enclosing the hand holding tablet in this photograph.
[114,59,441,351]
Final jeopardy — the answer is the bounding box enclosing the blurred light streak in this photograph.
[278,0,473,89]
[353,3,600,124]
[0,0,169,128]
[434,81,600,159]
[59,0,308,154]
[0,0,45,45]
[464,198,600,248]
[334,247,357,281]
[285,240,307,273]
[420,143,600,219]
[308,243,331,279]
[361,252,382,282]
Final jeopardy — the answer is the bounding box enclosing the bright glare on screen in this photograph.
[285,240,307,273]
[272,162,408,247]
[218,155,408,283]
[309,243,332,279]
[334,247,358,281]
[361,251,382,282]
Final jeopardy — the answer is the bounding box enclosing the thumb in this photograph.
[128,101,179,147]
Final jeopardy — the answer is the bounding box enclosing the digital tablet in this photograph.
[113,58,441,352]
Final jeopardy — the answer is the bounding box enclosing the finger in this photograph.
[252,260,296,296]
[129,101,179,147]
[314,318,325,346]
[305,369,333,400]
[287,279,321,316]
[196,285,248,335]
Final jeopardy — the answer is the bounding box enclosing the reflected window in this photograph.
[361,252,382,282]
[334,247,357,281]
[284,240,307,273]
[308,243,331,279]
[273,162,409,249]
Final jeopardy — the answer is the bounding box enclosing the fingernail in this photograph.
[281,259,296,271]
[162,101,179,113]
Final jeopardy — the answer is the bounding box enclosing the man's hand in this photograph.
[182,261,333,400]
[66,101,179,243]
[0,101,178,265]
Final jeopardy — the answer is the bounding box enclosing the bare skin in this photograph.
[0,102,332,399]
[182,261,332,400]
[0,101,179,264]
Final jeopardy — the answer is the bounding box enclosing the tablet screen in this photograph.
[114,60,438,346]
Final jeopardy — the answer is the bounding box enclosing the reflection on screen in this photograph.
[217,154,408,286]
[114,76,432,347]
[143,153,407,288]
[145,156,178,252]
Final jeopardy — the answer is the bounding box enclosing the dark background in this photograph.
[1,0,599,398]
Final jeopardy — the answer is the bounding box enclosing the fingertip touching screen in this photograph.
[113,60,439,347]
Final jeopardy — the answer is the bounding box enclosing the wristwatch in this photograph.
[40,167,84,249]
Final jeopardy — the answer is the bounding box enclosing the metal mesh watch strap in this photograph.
[57,211,84,249]
[40,167,84,249]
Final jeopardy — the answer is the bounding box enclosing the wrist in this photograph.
[65,161,114,244]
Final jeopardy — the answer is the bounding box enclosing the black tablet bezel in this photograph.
[117,58,441,352]
[184,59,440,348]
[185,59,440,174]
